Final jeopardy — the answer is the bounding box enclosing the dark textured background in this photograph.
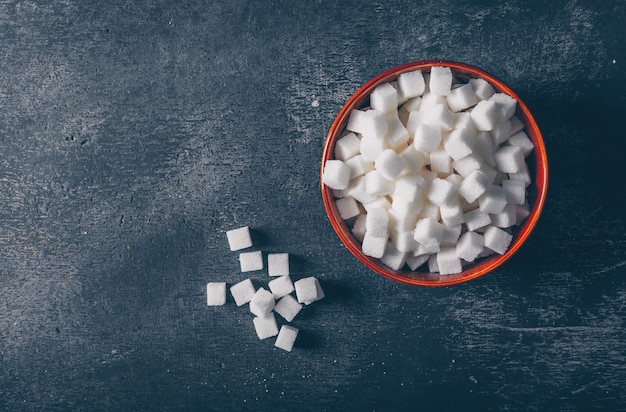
[1,0,625,410]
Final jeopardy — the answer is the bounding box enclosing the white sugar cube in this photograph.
[397,70,426,99]
[268,276,294,298]
[414,217,444,248]
[441,224,462,245]
[370,82,398,113]
[365,207,389,237]
[445,173,464,188]
[447,83,478,112]
[429,149,452,174]
[226,226,253,251]
[362,232,387,258]
[507,161,531,187]
[351,213,367,242]
[253,313,279,340]
[415,240,441,256]
[345,154,374,179]
[454,112,474,130]
[413,123,442,152]
[391,230,419,253]
[334,132,361,161]
[483,225,513,255]
[405,110,423,135]
[422,103,455,131]
[416,201,441,221]
[206,282,226,306]
[375,149,406,180]
[437,247,462,275]
[393,173,427,201]
[239,250,263,272]
[471,100,504,132]
[360,134,388,162]
[489,93,517,120]
[365,170,394,196]
[399,145,427,172]
[322,160,351,190]
[469,78,495,101]
[509,115,525,135]
[452,152,484,177]
[385,116,410,149]
[336,197,361,221]
[346,109,388,139]
[502,179,526,205]
[380,242,408,270]
[421,93,447,109]
[458,170,490,203]
[390,195,422,217]
[346,176,377,204]
[426,178,457,207]
[474,131,496,167]
[363,196,391,212]
[479,185,507,214]
[429,66,453,96]
[230,279,256,306]
[274,294,303,322]
[406,253,429,271]
[428,254,439,273]
[507,131,534,156]
[490,119,513,145]
[294,277,325,305]
[401,96,422,113]
[490,204,517,228]
[268,253,290,277]
[440,200,465,227]
[463,208,491,231]
[388,207,419,233]
[275,325,299,352]
[494,145,525,173]
[444,127,477,160]
[249,287,275,317]
[455,231,484,262]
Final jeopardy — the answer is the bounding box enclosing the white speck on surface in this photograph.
[311,99,319,107]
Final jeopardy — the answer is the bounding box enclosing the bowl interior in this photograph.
[321,60,548,287]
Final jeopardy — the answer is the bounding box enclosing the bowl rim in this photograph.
[320,59,548,287]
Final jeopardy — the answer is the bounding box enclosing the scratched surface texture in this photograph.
[0,0,625,410]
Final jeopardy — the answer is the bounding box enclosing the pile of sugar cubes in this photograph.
[206,226,324,352]
[322,66,534,275]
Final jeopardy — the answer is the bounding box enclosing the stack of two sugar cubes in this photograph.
[322,66,535,275]
[206,226,324,352]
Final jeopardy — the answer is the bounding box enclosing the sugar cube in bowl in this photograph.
[320,60,548,287]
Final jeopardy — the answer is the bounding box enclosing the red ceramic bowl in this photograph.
[321,60,548,287]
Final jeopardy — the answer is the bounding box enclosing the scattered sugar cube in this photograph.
[463,208,492,232]
[479,185,507,214]
[429,149,452,174]
[375,149,406,180]
[275,325,299,352]
[322,160,351,190]
[490,204,517,228]
[336,197,361,221]
[346,109,388,139]
[294,277,325,305]
[440,200,465,227]
[249,287,275,317]
[429,66,453,96]
[427,178,457,207]
[370,82,398,113]
[414,217,444,248]
[421,103,455,131]
[413,123,443,153]
[470,100,504,132]
[458,170,490,203]
[397,70,426,99]
[494,145,525,174]
[226,226,253,251]
[365,207,389,237]
[452,152,484,177]
[444,127,477,160]
[365,170,394,196]
[469,78,495,100]
[362,231,388,258]
[253,313,279,340]
[399,145,427,172]
[437,247,462,275]
[268,276,294,299]
[360,134,388,162]
[268,253,290,277]
[380,242,408,270]
[483,225,514,255]
[385,116,410,149]
[206,282,226,306]
[489,93,517,120]
[441,224,462,245]
[230,279,256,306]
[334,132,361,161]
[507,131,534,156]
[274,294,303,322]
[502,179,526,205]
[455,231,485,262]
[239,250,263,272]
[406,253,429,271]
[393,173,427,201]
[447,83,478,112]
